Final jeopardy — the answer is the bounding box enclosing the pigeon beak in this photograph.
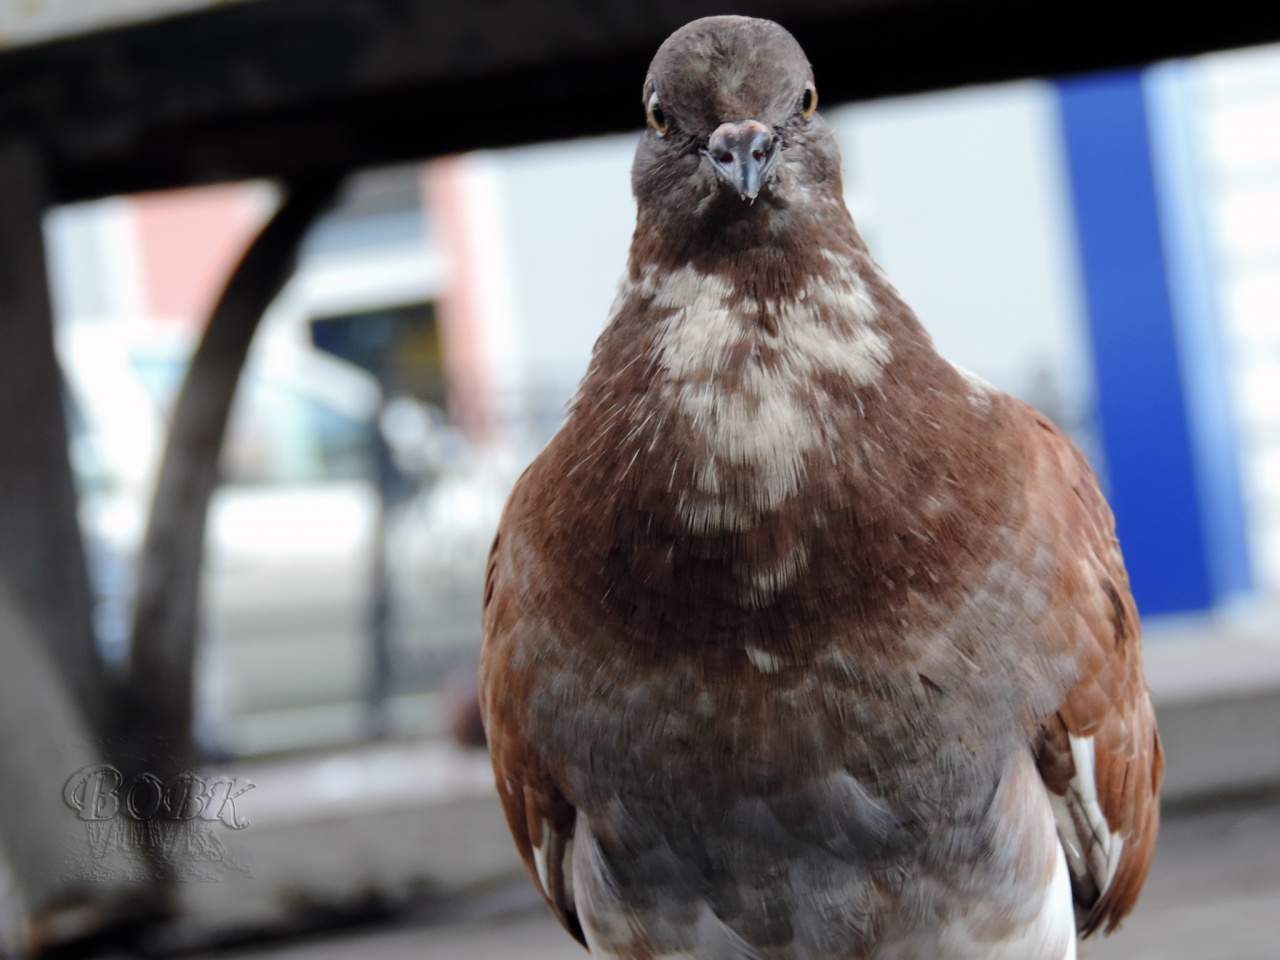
[704,120,779,201]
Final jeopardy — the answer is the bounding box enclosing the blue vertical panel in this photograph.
[1056,71,1212,615]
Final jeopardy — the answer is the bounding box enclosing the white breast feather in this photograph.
[645,262,888,534]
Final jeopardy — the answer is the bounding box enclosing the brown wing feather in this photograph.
[1023,409,1164,936]
[480,529,587,947]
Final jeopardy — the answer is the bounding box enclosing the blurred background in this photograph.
[1,1,1280,959]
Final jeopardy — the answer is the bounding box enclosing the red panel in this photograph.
[134,184,263,325]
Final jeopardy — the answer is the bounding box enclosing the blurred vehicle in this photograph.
[59,321,514,755]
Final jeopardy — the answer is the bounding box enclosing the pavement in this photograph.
[194,791,1280,960]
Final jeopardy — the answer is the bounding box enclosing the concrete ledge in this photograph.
[169,741,517,935]
[1144,612,1280,804]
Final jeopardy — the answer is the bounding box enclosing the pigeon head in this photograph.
[634,17,842,221]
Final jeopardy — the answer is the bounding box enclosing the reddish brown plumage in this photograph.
[1020,411,1163,934]
[480,15,1161,959]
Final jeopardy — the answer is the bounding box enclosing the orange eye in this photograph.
[647,93,669,135]
[801,83,818,119]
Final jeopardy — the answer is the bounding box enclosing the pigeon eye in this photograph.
[801,83,818,119]
[647,94,669,135]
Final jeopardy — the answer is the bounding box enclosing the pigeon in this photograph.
[480,15,1162,960]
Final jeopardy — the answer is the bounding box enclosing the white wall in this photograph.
[1194,42,1280,597]
[831,82,1092,426]
[483,134,639,428]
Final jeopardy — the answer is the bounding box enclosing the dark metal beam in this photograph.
[0,133,144,952]
[0,137,101,723]
[2,0,1279,203]
[123,178,341,787]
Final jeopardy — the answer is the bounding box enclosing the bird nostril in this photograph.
[752,149,764,161]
